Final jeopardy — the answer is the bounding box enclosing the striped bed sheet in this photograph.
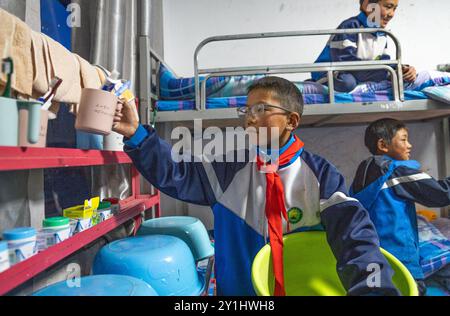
[418,215,450,279]
[155,70,450,111]
[155,90,429,112]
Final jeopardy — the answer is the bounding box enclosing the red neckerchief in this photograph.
[256,135,304,296]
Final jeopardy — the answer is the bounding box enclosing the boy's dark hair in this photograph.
[247,76,304,117]
[360,0,380,10]
[365,118,407,155]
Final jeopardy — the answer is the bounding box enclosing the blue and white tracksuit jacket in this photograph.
[350,156,450,280]
[125,125,400,296]
[312,12,391,91]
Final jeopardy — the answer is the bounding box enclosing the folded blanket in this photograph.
[0,8,33,96]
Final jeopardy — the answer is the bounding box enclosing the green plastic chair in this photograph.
[252,231,418,296]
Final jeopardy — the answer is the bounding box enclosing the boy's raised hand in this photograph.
[112,98,140,139]
[402,65,417,83]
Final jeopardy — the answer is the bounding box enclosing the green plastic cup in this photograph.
[251,231,418,296]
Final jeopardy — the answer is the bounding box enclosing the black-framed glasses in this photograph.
[237,103,292,117]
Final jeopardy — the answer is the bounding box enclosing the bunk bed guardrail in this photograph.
[194,28,404,111]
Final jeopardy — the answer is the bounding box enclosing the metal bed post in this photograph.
[139,36,152,126]
[327,71,336,104]
[442,118,450,218]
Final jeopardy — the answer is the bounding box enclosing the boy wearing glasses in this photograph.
[113,77,400,296]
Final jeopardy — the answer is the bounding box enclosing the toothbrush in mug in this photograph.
[1,57,13,98]
[40,77,63,111]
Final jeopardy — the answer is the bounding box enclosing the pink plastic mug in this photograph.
[75,88,119,136]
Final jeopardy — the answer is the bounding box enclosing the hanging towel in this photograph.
[44,34,82,104]
[67,55,104,115]
[95,66,107,86]
[0,8,33,96]
[30,31,51,97]
[75,54,102,90]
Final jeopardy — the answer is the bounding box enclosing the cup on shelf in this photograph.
[63,205,94,236]
[19,108,49,148]
[2,227,37,265]
[0,98,41,147]
[103,198,120,215]
[103,131,124,152]
[93,202,113,225]
[75,88,120,136]
[37,217,71,252]
[0,241,10,272]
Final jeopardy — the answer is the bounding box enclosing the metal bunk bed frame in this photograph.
[140,28,450,129]
[138,29,450,217]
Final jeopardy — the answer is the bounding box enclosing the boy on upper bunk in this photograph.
[350,118,450,296]
[311,0,450,93]
[112,76,401,296]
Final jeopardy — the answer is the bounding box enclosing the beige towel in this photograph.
[68,55,103,115]
[44,34,82,104]
[30,31,51,96]
[95,66,107,86]
[75,54,102,90]
[0,8,33,96]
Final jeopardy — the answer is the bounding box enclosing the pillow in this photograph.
[159,64,230,100]
[423,85,450,105]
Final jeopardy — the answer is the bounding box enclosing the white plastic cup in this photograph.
[0,241,10,272]
[103,131,124,152]
[43,217,71,242]
[69,218,92,235]
[95,202,113,224]
[103,198,120,215]
[3,227,37,265]
[36,230,54,252]
[95,209,112,223]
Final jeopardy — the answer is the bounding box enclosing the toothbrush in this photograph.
[41,94,56,111]
[2,57,13,98]
[39,77,63,110]
[39,77,63,102]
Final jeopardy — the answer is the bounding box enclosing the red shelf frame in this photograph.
[0,146,133,171]
[0,146,161,295]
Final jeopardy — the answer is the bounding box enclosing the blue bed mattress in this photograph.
[155,70,450,111]
[155,90,428,112]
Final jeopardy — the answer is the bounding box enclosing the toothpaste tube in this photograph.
[114,80,136,102]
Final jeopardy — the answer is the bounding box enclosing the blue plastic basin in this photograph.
[32,274,158,296]
[137,216,214,261]
[93,235,204,296]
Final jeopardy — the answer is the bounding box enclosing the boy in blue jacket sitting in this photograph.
[312,0,417,92]
[112,77,400,296]
[350,118,450,295]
